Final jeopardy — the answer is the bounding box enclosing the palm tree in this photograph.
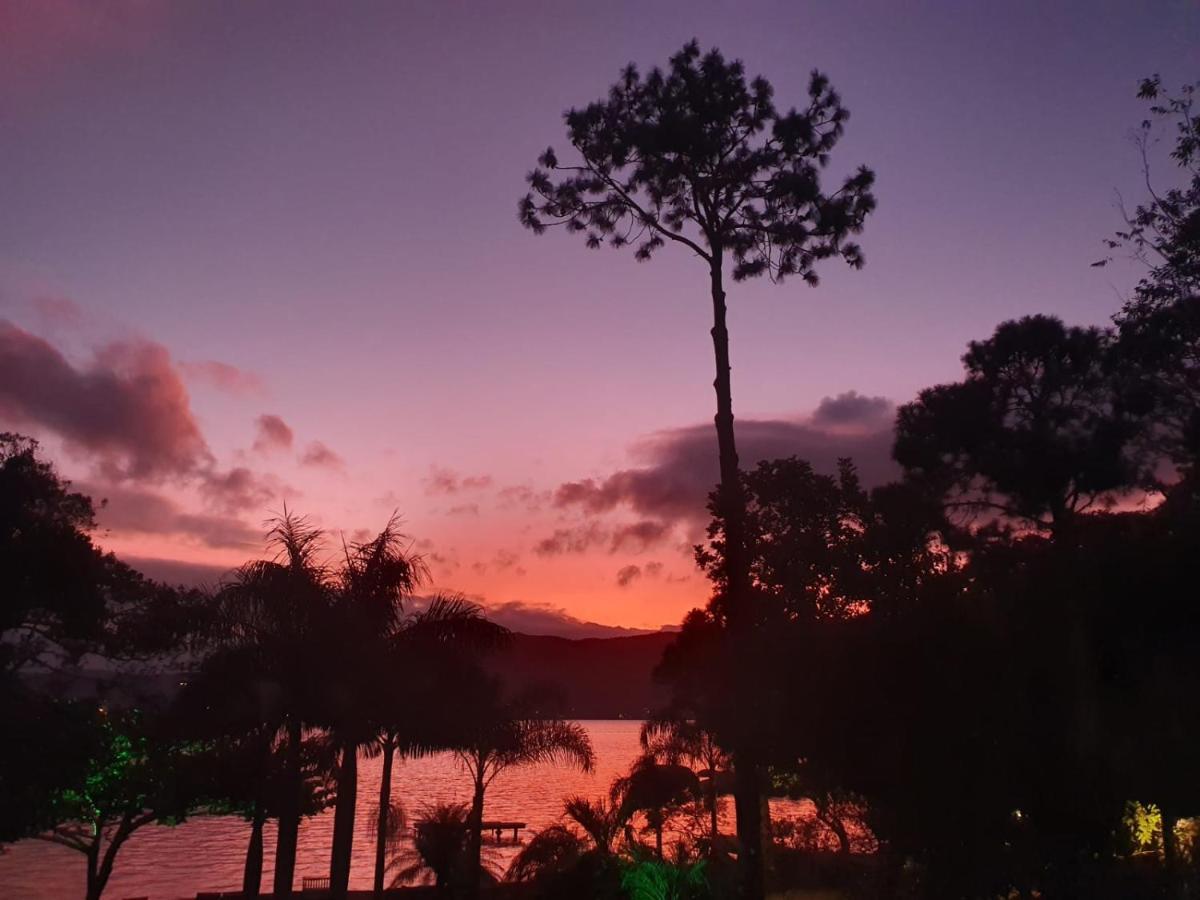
[455,685,596,899]
[386,803,498,894]
[322,518,426,899]
[215,510,330,898]
[507,795,628,897]
[322,519,510,899]
[613,757,701,859]
[641,718,733,850]
[365,593,510,897]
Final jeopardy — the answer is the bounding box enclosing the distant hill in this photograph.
[26,631,680,720]
[484,631,678,719]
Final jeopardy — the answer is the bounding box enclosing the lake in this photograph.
[0,720,809,900]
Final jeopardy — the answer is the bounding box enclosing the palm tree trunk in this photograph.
[708,780,719,848]
[242,801,266,897]
[373,739,396,897]
[329,740,359,899]
[466,775,486,900]
[273,718,303,897]
[243,805,266,897]
[709,254,765,900]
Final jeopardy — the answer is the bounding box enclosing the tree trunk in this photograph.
[85,838,102,900]
[329,740,359,899]
[709,255,765,900]
[243,806,266,897]
[708,780,720,848]
[1162,810,1182,898]
[373,738,396,897]
[273,718,303,897]
[465,776,486,900]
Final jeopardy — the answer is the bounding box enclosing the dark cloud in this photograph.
[610,519,672,553]
[423,466,493,496]
[300,440,344,469]
[812,391,894,430]
[533,522,607,557]
[180,360,264,395]
[0,320,212,481]
[446,503,480,517]
[554,399,899,528]
[616,564,642,588]
[83,481,261,550]
[644,561,664,578]
[252,414,294,453]
[199,466,276,515]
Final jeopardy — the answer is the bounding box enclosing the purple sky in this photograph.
[1,1,1197,632]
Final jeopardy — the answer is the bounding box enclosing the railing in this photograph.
[301,875,331,892]
[474,820,527,842]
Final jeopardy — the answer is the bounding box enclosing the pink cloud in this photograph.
[423,465,493,495]
[81,480,260,551]
[300,440,344,470]
[0,320,212,481]
[252,413,294,453]
[554,396,899,528]
[181,360,265,396]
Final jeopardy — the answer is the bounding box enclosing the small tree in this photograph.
[35,709,195,900]
[521,42,875,897]
[455,684,595,898]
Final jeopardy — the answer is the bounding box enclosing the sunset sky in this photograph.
[1,1,1196,635]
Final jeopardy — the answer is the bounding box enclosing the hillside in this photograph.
[485,631,677,719]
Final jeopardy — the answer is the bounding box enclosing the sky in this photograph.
[1,0,1197,636]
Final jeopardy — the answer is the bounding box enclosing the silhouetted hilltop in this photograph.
[485,631,677,719]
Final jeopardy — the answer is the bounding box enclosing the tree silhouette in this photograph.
[1109,77,1200,477]
[520,41,875,898]
[35,709,198,900]
[641,717,733,850]
[361,591,509,898]
[894,315,1141,534]
[385,802,488,894]
[507,796,628,897]
[455,683,595,898]
[613,757,702,859]
[213,511,330,898]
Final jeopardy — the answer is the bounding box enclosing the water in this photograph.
[0,721,818,899]
[0,721,695,899]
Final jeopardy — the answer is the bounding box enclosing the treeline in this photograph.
[652,76,1200,898]
[0,452,600,900]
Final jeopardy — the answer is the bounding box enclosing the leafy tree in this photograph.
[894,316,1141,533]
[0,433,195,675]
[521,41,876,898]
[1109,77,1200,475]
[34,709,198,900]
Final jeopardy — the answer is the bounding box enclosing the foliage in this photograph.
[893,316,1142,532]
[521,40,874,284]
[619,855,712,900]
